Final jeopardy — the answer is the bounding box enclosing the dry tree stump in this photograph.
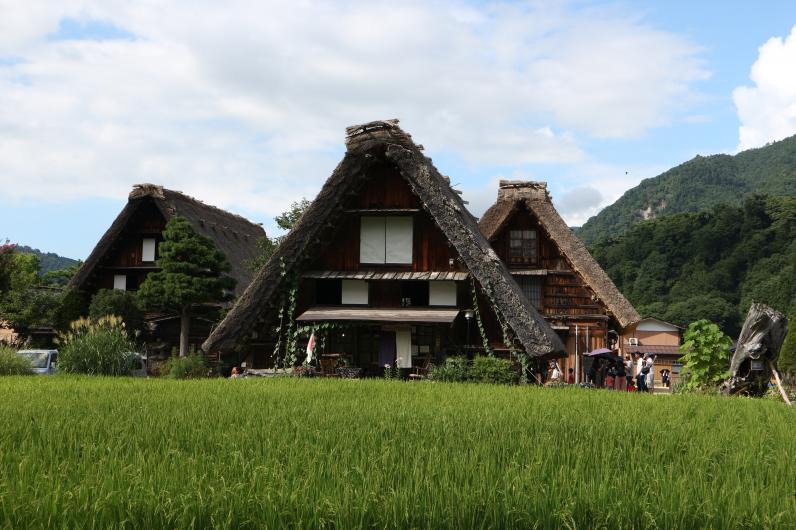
[722,303,788,399]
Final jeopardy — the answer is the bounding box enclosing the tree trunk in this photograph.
[179,307,190,357]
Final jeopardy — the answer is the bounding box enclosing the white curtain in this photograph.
[395,327,412,368]
[429,281,457,306]
[385,217,413,264]
[360,217,385,263]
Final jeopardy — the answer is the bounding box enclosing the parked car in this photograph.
[17,349,58,375]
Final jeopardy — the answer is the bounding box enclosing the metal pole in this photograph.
[575,324,580,384]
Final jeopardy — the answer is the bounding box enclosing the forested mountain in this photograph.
[591,195,796,336]
[578,134,796,244]
[17,246,78,274]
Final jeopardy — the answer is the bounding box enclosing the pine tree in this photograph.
[138,217,235,356]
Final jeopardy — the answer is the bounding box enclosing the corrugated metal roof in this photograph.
[302,271,469,281]
[625,344,681,355]
[296,307,460,323]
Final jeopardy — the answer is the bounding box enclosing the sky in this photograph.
[2,0,796,261]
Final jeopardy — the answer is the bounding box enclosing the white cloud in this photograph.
[0,1,707,227]
[734,25,796,151]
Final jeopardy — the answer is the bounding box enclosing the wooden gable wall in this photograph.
[86,199,166,293]
[312,164,462,273]
[491,205,611,321]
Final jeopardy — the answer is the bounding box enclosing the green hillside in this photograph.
[17,246,78,274]
[591,195,796,335]
[578,134,796,244]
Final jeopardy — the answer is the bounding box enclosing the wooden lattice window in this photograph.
[509,230,537,265]
[516,276,543,309]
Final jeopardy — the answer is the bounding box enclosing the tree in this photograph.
[248,198,311,271]
[678,319,732,390]
[137,217,235,356]
[779,319,796,378]
[0,244,86,342]
[0,240,17,293]
[89,289,144,333]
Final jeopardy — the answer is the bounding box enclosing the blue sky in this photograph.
[2,1,796,261]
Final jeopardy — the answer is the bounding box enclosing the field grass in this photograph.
[1,377,795,529]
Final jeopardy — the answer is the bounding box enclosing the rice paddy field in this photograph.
[1,377,795,529]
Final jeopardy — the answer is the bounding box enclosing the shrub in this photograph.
[470,356,518,384]
[778,318,796,377]
[88,289,144,333]
[56,316,138,376]
[429,356,470,382]
[160,351,207,379]
[0,345,34,376]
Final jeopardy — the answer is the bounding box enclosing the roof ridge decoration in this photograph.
[479,181,641,328]
[203,120,565,356]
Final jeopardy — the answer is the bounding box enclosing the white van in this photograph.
[17,350,58,375]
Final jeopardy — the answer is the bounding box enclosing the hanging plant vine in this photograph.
[271,258,300,369]
[271,259,288,368]
[469,277,493,356]
[493,304,530,384]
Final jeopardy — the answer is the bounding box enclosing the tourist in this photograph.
[635,353,644,380]
[624,355,633,390]
[605,363,616,389]
[645,355,655,392]
[615,356,627,391]
[549,360,562,382]
[636,360,648,393]
[661,368,671,388]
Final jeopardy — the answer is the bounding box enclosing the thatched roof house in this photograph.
[70,184,265,296]
[203,120,564,363]
[479,180,639,328]
[478,180,640,382]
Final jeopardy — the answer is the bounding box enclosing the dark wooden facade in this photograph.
[487,202,613,378]
[86,200,166,293]
[245,165,508,372]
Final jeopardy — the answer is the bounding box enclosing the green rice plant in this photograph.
[0,377,794,529]
[0,345,33,375]
[55,315,138,376]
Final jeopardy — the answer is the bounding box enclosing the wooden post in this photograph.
[767,359,792,406]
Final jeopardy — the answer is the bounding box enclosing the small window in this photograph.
[429,281,457,306]
[341,280,368,305]
[516,276,543,308]
[509,229,537,265]
[401,281,429,307]
[316,280,342,305]
[113,274,127,291]
[360,217,413,264]
[142,238,156,262]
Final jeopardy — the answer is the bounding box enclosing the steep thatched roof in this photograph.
[479,180,640,328]
[69,184,265,295]
[203,120,565,356]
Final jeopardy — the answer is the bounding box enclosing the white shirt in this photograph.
[636,357,644,376]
